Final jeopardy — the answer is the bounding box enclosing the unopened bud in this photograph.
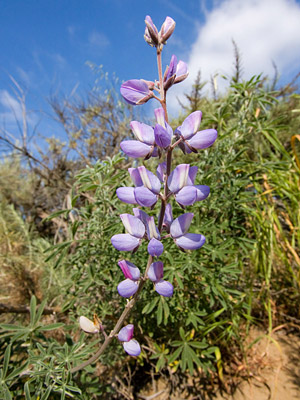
[160,16,176,43]
[144,15,159,46]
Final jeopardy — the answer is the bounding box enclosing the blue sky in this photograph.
[1,0,300,149]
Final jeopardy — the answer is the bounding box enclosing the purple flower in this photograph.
[120,79,153,105]
[133,208,164,257]
[120,120,158,159]
[117,260,140,298]
[117,166,161,208]
[154,108,173,148]
[118,324,141,356]
[175,111,217,153]
[164,55,189,90]
[167,164,210,206]
[111,214,145,252]
[170,213,206,251]
[148,261,173,297]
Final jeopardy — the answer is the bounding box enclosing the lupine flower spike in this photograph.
[76,15,217,368]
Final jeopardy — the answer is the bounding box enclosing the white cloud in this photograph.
[88,31,110,49]
[169,0,300,111]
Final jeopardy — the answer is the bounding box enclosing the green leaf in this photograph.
[24,382,32,400]
[3,344,11,378]
[39,323,65,332]
[30,295,37,326]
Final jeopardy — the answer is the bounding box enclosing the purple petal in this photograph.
[187,129,217,149]
[174,61,189,83]
[175,233,206,250]
[111,234,140,251]
[118,324,134,342]
[123,339,141,356]
[170,213,194,238]
[162,203,173,232]
[176,111,202,140]
[147,238,164,257]
[130,121,155,145]
[195,185,210,201]
[120,80,150,105]
[133,208,149,225]
[155,280,173,297]
[175,186,197,206]
[166,55,178,81]
[145,15,159,45]
[120,140,151,158]
[118,260,140,280]
[187,166,198,185]
[145,216,160,240]
[118,279,139,297]
[116,187,137,204]
[168,164,190,193]
[134,187,157,207]
[148,261,164,282]
[120,214,145,238]
[154,124,172,148]
[129,168,143,187]
[154,108,166,127]
[138,166,161,194]
[160,16,176,42]
[156,162,167,182]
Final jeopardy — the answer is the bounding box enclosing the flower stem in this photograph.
[70,255,153,373]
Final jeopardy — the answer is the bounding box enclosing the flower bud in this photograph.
[160,16,176,43]
[144,15,159,46]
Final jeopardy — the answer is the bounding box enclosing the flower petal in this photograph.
[118,260,140,280]
[170,213,194,238]
[118,324,134,342]
[128,168,143,187]
[147,238,164,257]
[116,187,137,204]
[160,16,176,43]
[111,234,140,251]
[187,129,217,149]
[174,60,189,83]
[154,123,172,148]
[118,279,139,298]
[187,166,198,185]
[175,186,197,206]
[79,316,99,334]
[130,121,155,144]
[166,55,178,81]
[175,233,206,250]
[148,261,164,282]
[154,107,166,127]
[195,185,210,201]
[155,280,173,297]
[138,166,161,194]
[145,216,160,239]
[162,203,173,232]
[176,111,202,140]
[123,339,141,356]
[168,164,190,193]
[120,214,145,238]
[120,140,151,158]
[120,79,151,105]
[156,162,166,182]
[134,186,157,207]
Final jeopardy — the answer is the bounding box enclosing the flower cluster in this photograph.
[79,15,217,359]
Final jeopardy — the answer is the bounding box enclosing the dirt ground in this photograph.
[138,328,300,400]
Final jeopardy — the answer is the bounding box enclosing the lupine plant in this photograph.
[73,15,217,373]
